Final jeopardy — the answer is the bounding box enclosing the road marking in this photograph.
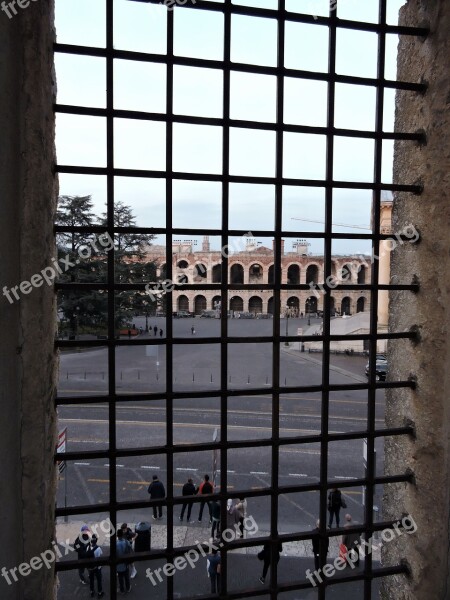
[289,473,308,478]
[334,476,358,480]
[176,467,198,471]
[141,466,160,470]
[280,448,321,455]
[88,478,110,483]
[217,469,235,474]
[74,462,91,466]
[250,471,268,475]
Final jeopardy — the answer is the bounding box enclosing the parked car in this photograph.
[365,360,388,381]
[200,310,216,318]
[175,311,191,318]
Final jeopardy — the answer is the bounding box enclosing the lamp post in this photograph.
[285,303,292,347]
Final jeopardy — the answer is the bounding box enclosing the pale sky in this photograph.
[55,0,406,255]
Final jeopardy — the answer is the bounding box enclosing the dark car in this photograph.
[365,360,388,381]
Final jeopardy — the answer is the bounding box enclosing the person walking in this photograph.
[87,534,104,598]
[206,547,221,594]
[210,499,221,539]
[153,325,157,336]
[74,525,91,585]
[148,474,166,520]
[116,529,132,594]
[258,541,282,584]
[328,487,346,528]
[179,477,196,522]
[311,520,329,571]
[235,497,247,538]
[197,474,213,523]
[191,326,195,335]
[342,513,361,566]
[159,328,163,337]
[121,523,138,578]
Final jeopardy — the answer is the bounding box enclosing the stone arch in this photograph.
[212,264,222,283]
[249,263,263,284]
[249,296,263,314]
[357,296,365,313]
[305,296,318,314]
[230,296,243,312]
[177,259,189,269]
[230,263,244,284]
[306,264,319,285]
[340,263,353,282]
[287,296,299,314]
[357,264,367,284]
[341,296,351,315]
[178,295,189,312]
[287,264,300,285]
[267,296,274,315]
[194,295,207,315]
[212,295,221,310]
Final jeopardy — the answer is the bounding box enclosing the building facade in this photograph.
[147,237,372,317]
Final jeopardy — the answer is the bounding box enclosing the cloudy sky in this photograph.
[55,0,406,255]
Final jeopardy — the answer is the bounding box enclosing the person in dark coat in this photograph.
[210,499,221,539]
[153,325,157,336]
[342,513,361,566]
[74,525,91,585]
[159,328,163,337]
[311,520,329,571]
[179,477,196,522]
[206,548,221,594]
[328,487,345,528]
[258,541,282,584]
[148,474,166,519]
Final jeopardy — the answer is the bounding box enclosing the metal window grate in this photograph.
[54,1,425,598]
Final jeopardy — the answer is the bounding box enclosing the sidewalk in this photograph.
[56,521,380,599]
[281,345,367,383]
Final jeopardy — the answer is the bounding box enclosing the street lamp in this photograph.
[285,303,291,347]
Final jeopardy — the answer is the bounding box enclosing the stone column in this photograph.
[382,2,450,599]
[0,2,58,599]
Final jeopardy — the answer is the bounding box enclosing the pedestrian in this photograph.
[74,525,91,585]
[226,499,237,533]
[128,329,131,339]
[300,312,304,318]
[311,520,329,571]
[153,325,157,336]
[191,326,195,335]
[116,529,132,594]
[121,523,138,578]
[328,487,346,528]
[159,328,163,337]
[87,534,104,598]
[139,326,143,335]
[179,477,196,522]
[342,513,361,566]
[210,499,221,539]
[148,474,166,519]
[206,547,221,594]
[235,497,247,538]
[258,541,282,584]
[197,474,213,523]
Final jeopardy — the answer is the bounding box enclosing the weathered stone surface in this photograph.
[0,2,58,599]
[383,2,450,599]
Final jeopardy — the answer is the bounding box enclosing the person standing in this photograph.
[235,497,247,538]
[258,541,282,584]
[206,547,221,594]
[342,513,361,566]
[116,529,132,594]
[210,499,221,539]
[328,487,346,528]
[311,520,329,571]
[180,477,196,522]
[74,525,91,585]
[191,326,195,335]
[197,474,213,522]
[87,534,104,598]
[121,523,138,578]
[159,328,163,337]
[148,474,166,519]
[153,325,157,336]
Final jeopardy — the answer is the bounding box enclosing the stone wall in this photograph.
[0,2,58,599]
[382,1,450,598]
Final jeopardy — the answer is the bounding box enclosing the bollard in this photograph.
[193,372,195,382]
[66,371,68,380]
[210,373,213,383]
[138,370,140,380]
[247,375,250,384]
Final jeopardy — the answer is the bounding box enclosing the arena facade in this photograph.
[146,237,372,317]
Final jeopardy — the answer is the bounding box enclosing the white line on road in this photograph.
[140,466,160,470]
[289,473,308,477]
[250,471,269,475]
[176,467,198,471]
[74,462,90,466]
[217,470,235,474]
[334,476,357,480]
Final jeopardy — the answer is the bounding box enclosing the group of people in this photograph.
[148,474,248,541]
[74,522,138,597]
